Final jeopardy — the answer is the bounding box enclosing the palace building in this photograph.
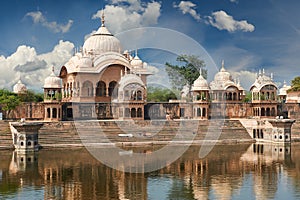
[7,14,299,121]
[49,13,152,121]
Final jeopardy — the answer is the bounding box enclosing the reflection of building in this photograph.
[240,143,291,200]
[9,151,38,173]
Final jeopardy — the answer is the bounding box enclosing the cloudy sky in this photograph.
[0,0,299,91]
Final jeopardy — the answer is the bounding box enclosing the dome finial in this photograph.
[221,60,225,70]
[200,68,202,76]
[101,9,105,27]
[270,72,273,80]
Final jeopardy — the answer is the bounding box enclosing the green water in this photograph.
[0,143,299,200]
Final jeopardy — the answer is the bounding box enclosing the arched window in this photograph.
[137,90,142,100]
[82,81,94,97]
[266,108,271,116]
[202,108,206,117]
[131,108,137,118]
[261,108,265,116]
[52,108,57,118]
[137,108,143,118]
[96,81,106,97]
[108,81,117,97]
[228,93,232,101]
[47,108,50,118]
[233,92,237,101]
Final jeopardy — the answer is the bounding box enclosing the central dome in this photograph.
[83,15,122,56]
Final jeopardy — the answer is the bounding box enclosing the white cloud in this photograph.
[229,0,238,3]
[92,1,161,34]
[25,11,73,33]
[0,40,74,91]
[173,1,201,21]
[207,10,255,32]
[231,70,257,91]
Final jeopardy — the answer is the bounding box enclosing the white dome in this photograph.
[214,67,232,83]
[279,81,291,96]
[83,23,121,56]
[131,55,143,68]
[210,64,235,90]
[13,80,27,93]
[44,69,62,89]
[192,74,209,91]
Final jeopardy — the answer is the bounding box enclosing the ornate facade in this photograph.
[7,14,299,121]
[56,14,152,120]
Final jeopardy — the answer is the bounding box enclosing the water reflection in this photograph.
[0,143,300,199]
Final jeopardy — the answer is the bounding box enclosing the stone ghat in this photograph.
[0,120,254,149]
[0,121,13,149]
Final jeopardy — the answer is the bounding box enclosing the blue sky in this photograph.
[0,0,299,91]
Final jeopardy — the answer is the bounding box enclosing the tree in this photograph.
[243,91,252,103]
[19,90,44,102]
[165,55,206,93]
[0,89,21,116]
[147,86,179,102]
[288,76,300,92]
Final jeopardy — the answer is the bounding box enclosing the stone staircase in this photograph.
[0,119,253,149]
[38,122,83,147]
[0,121,13,149]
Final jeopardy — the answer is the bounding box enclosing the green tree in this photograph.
[0,89,21,116]
[288,76,300,92]
[19,90,44,102]
[165,55,206,93]
[147,86,179,102]
[243,91,252,103]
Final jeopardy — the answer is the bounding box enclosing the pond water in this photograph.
[0,143,300,200]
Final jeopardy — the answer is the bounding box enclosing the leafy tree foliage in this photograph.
[0,89,44,117]
[0,89,21,115]
[288,76,300,92]
[165,55,207,91]
[19,90,44,102]
[147,86,179,102]
[243,91,252,103]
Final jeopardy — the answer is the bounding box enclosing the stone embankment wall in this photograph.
[0,120,255,149]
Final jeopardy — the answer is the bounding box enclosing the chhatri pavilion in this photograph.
[10,13,298,121]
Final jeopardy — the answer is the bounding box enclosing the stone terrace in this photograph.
[0,120,254,149]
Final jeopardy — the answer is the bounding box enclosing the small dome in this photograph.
[192,74,209,91]
[83,15,121,56]
[44,68,62,88]
[214,67,232,83]
[131,55,143,68]
[13,80,27,94]
[210,61,236,90]
[279,81,291,96]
